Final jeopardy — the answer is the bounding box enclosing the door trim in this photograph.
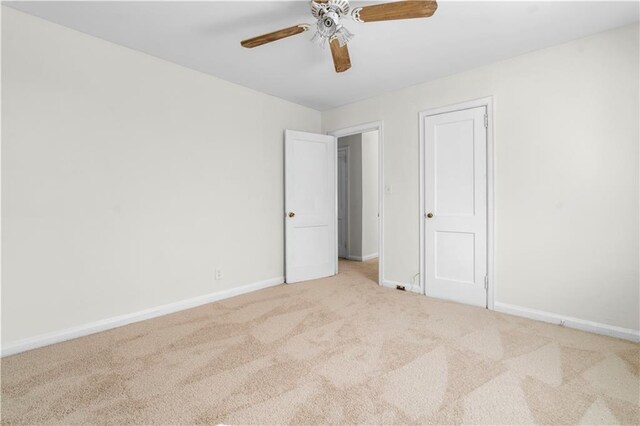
[328,121,384,286]
[337,146,351,259]
[419,97,495,309]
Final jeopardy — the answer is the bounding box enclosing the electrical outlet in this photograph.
[215,268,223,280]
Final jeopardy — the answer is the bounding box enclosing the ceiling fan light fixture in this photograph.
[334,25,354,47]
[310,0,354,48]
[310,29,329,48]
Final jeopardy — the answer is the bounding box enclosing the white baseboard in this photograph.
[1,276,284,357]
[345,253,378,262]
[494,302,640,343]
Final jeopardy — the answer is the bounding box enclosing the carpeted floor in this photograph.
[1,259,639,425]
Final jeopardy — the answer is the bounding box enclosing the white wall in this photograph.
[1,7,321,346]
[338,134,362,258]
[361,131,379,259]
[323,24,640,332]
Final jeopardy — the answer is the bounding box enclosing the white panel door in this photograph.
[285,130,337,283]
[424,106,487,307]
[337,147,348,258]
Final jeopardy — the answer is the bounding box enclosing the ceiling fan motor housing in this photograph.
[312,0,351,19]
[311,0,354,47]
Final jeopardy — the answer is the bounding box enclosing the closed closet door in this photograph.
[423,106,488,307]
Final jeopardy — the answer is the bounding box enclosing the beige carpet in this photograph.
[1,259,639,425]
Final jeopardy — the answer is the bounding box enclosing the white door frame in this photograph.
[337,145,350,259]
[419,97,495,309]
[328,121,384,285]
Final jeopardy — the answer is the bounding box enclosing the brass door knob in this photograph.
[426,212,434,218]
[288,212,296,218]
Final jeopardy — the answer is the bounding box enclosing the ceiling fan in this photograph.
[240,0,438,73]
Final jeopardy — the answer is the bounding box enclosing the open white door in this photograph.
[423,106,487,307]
[285,130,337,283]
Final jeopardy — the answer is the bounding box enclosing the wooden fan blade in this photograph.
[241,24,309,48]
[357,1,437,22]
[330,38,351,73]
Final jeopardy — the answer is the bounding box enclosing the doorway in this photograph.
[419,97,495,308]
[337,146,349,259]
[330,122,383,286]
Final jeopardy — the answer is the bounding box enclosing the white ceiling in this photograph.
[6,1,639,110]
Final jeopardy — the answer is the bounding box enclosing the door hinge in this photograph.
[484,114,488,128]
[484,275,488,290]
